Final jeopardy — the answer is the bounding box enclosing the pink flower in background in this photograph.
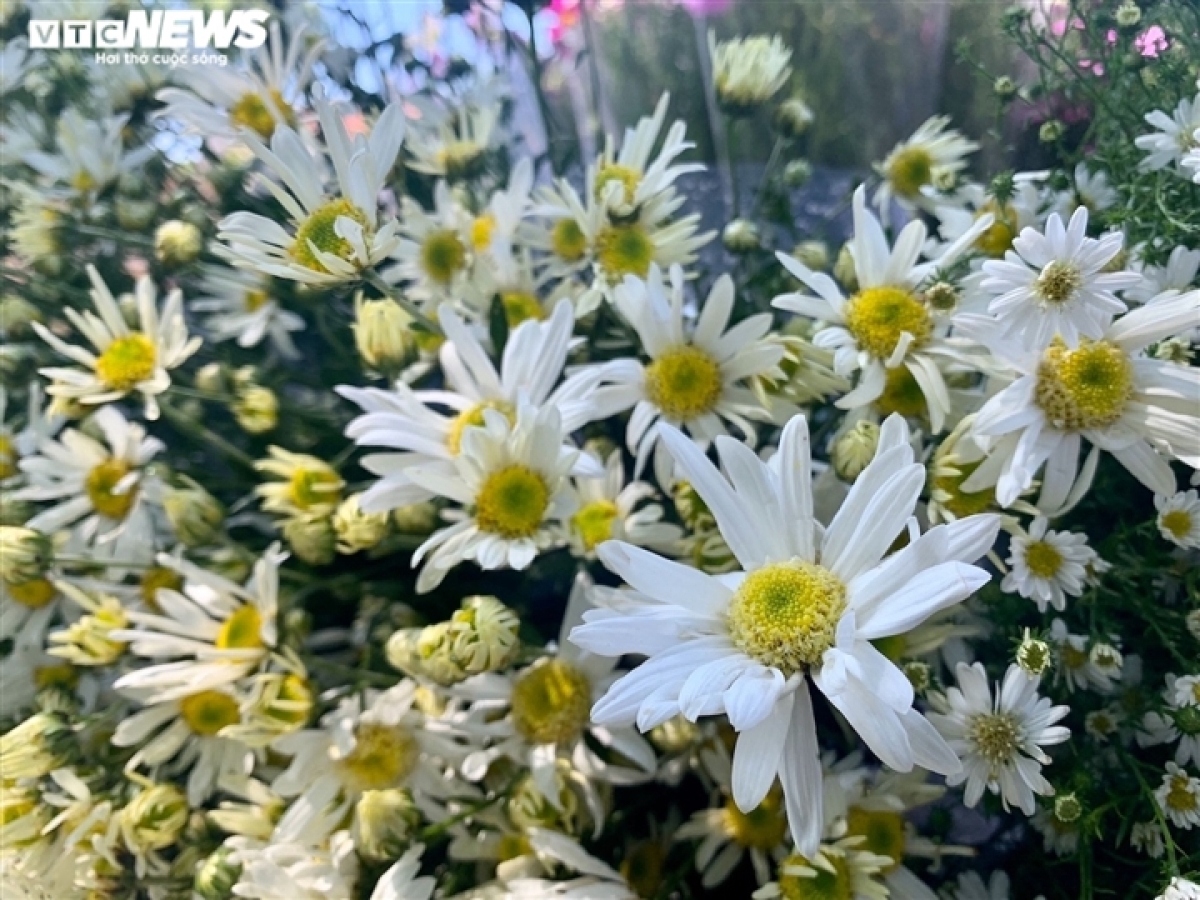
[679,0,734,16]
[1136,25,1168,57]
[549,0,580,49]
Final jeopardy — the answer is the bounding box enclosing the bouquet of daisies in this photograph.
[0,1,1197,898]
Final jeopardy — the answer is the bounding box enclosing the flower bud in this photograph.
[1054,792,1083,824]
[722,219,761,254]
[924,282,960,313]
[993,76,1018,101]
[1039,119,1065,143]
[1016,629,1053,676]
[233,385,278,435]
[0,527,53,584]
[333,494,390,553]
[790,240,828,271]
[116,197,158,231]
[194,845,242,900]
[0,295,41,337]
[121,784,189,853]
[832,420,880,482]
[164,479,225,548]
[47,594,128,666]
[833,243,858,290]
[782,159,812,188]
[353,789,420,861]
[0,712,69,780]
[392,501,440,535]
[354,294,415,373]
[195,362,228,394]
[1115,1,1141,27]
[774,96,814,138]
[903,660,932,693]
[447,595,521,675]
[154,220,204,267]
[649,715,700,754]
[282,513,336,566]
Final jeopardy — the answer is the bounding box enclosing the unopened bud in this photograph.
[233,385,278,435]
[164,479,224,548]
[782,159,812,189]
[282,513,336,566]
[121,783,189,852]
[0,527,53,584]
[194,845,241,900]
[392,501,440,535]
[832,420,880,482]
[333,494,390,553]
[790,240,829,271]
[833,243,858,290]
[722,219,760,254]
[774,96,814,139]
[1054,793,1083,824]
[354,294,415,373]
[1016,629,1053,676]
[154,220,204,267]
[353,789,420,861]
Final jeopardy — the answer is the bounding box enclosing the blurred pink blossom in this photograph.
[679,0,734,16]
[1135,25,1168,57]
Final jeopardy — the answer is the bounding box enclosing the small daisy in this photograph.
[1135,88,1200,174]
[571,413,1001,857]
[1127,245,1200,306]
[406,100,499,182]
[1049,619,1116,694]
[593,265,784,484]
[563,449,682,558]
[929,662,1070,815]
[753,840,891,900]
[949,870,1012,900]
[1032,804,1080,856]
[1156,490,1200,549]
[23,108,154,195]
[960,289,1200,507]
[1072,163,1118,215]
[976,206,1140,350]
[156,22,322,143]
[338,299,604,514]
[875,116,978,212]
[404,402,597,593]
[32,266,200,420]
[191,266,305,359]
[708,33,792,114]
[228,830,359,900]
[217,86,405,286]
[108,545,284,702]
[14,407,164,559]
[1155,761,1200,829]
[255,447,345,517]
[933,176,1048,264]
[1130,821,1166,859]
[387,180,476,306]
[1002,517,1099,612]
[774,186,993,433]
[1160,877,1200,900]
[675,783,789,887]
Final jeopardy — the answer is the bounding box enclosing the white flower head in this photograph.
[1156,490,1200,549]
[1001,517,1099,612]
[1135,89,1200,174]
[875,115,978,212]
[708,32,792,114]
[572,412,1001,857]
[1155,761,1200,829]
[192,266,305,359]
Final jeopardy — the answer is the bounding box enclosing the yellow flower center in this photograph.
[244,289,271,312]
[931,458,994,518]
[572,500,619,551]
[596,223,653,280]
[7,578,56,609]
[0,435,16,480]
[471,214,496,251]
[843,287,932,360]
[447,400,516,456]
[500,291,545,328]
[179,690,242,737]
[644,345,723,422]
[875,365,926,419]
[33,663,78,691]
[846,807,905,873]
[496,833,533,862]
[264,674,315,728]
[475,465,550,539]
[511,658,592,745]
[1161,509,1193,540]
[229,88,292,139]
[1035,260,1083,306]
[778,851,854,900]
[721,787,788,850]
[436,140,486,180]
[72,170,97,193]
[215,605,264,650]
[551,218,588,262]
[975,202,1019,258]
[1035,339,1134,431]
[288,465,343,511]
[140,567,183,612]
[1165,774,1198,813]
[887,147,934,199]
[85,459,137,520]
[727,561,847,677]
[419,228,467,285]
[968,712,1021,772]
[1023,539,1064,579]
[291,198,372,273]
[595,162,641,207]
[95,333,158,391]
[339,721,420,792]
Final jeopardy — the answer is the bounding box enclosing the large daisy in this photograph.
[32,266,200,420]
[958,289,1200,507]
[773,186,993,433]
[591,265,784,484]
[570,412,1001,856]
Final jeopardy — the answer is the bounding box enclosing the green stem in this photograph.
[159,399,257,473]
[725,117,741,218]
[364,271,442,337]
[525,12,557,177]
[416,774,522,843]
[1126,750,1180,875]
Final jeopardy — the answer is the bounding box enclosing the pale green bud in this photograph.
[154,220,204,267]
[832,420,880,482]
[164,479,225,548]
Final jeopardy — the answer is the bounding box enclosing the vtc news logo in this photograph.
[28,9,269,50]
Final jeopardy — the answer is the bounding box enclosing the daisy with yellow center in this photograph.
[218,85,405,286]
[572,413,1001,858]
[929,662,1069,815]
[960,289,1200,509]
[1155,762,1200,829]
[338,300,605,517]
[406,100,498,182]
[775,186,995,434]
[108,545,284,703]
[564,450,681,558]
[676,779,790,888]
[593,265,784,485]
[1156,490,1200,549]
[254,447,345,518]
[875,116,978,212]
[753,839,892,900]
[1002,517,1100,613]
[32,267,200,421]
[192,266,304,359]
[403,402,598,593]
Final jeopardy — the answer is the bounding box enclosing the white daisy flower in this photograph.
[31,266,200,420]
[228,830,359,900]
[1159,877,1200,900]
[191,266,305,359]
[338,299,604,514]
[1155,761,1200,829]
[505,828,638,900]
[1071,162,1118,214]
[108,545,285,702]
[1139,677,1200,769]
[13,406,164,560]
[23,108,154,195]
[156,22,322,143]
[929,663,1070,815]
[1001,517,1099,612]
[753,840,891,900]
[932,176,1049,264]
[708,33,793,114]
[948,870,1011,900]
[675,782,789,888]
[217,86,405,286]
[774,186,993,433]
[976,206,1140,350]
[1127,245,1200,307]
[571,413,1001,856]
[592,265,784,483]
[404,402,598,593]
[1156,490,1200,549]
[406,99,500,182]
[1183,135,1200,183]
[563,449,682,558]
[875,116,978,212]
[1049,619,1116,694]
[1135,89,1200,174]
[386,180,475,306]
[959,289,1200,509]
